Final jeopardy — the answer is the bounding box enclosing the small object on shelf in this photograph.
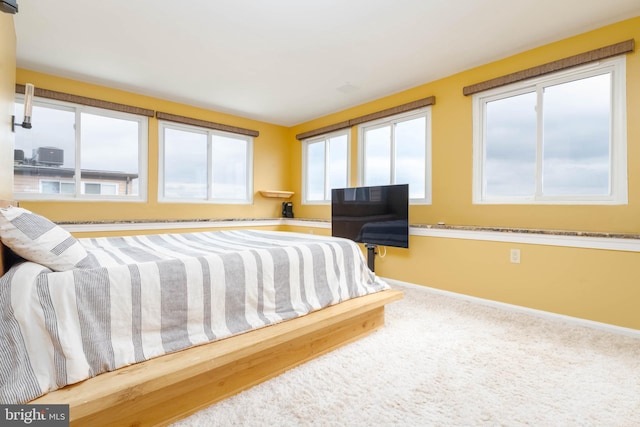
[282,202,294,218]
[259,190,294,199]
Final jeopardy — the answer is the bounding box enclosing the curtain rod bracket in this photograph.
[11,115,32,133]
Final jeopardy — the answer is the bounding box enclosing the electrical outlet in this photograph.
[510,248,521,264]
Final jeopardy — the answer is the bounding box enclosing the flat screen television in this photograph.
[331,184,409,248]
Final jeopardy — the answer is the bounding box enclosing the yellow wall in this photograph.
[14,70,293,222]
[0,14,16,200]
[379,237,640,330]
[288,16,640,330]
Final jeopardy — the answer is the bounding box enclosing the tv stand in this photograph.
[365,243,377,272]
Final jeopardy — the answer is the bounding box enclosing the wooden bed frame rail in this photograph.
[31,289,403,426]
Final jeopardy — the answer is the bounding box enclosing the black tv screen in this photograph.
[331,184,409,248]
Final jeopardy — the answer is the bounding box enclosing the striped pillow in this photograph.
[0,206,97,271]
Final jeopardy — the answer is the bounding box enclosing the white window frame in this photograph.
[158,121,254,204]
[472,57,627,205]
[301,129,351,205]
[357,107,432,204]
[14,96,148,202]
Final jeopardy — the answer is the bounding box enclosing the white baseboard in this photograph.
[382,277,640,339]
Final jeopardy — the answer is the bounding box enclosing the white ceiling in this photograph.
[13,0,640,127]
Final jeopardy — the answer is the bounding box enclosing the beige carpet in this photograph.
[171,283,640,426]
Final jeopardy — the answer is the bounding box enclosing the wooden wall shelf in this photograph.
[259,190,294,199]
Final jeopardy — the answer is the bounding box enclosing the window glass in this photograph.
[101,183,118,196]
[484,91,537,198]
[212,134,248,200]
[41,181,61,194]
[306,140,326,201]
[14,104,76,195]
[163,128,208,199]
[363,126,391,186]
[81,112,140,196]
[84,183,101,195]
[395,116,426,199]
[61,182,75,194]
[542,74,611,196]
[327,134,348,196]
[302,130,349,204]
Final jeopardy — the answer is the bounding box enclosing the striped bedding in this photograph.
[0,230,388,404]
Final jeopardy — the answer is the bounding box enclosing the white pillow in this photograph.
[0,206,97,271]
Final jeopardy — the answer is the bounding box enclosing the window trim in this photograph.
[158,120,254,204]
[301,129,351,205]
[14,95,148,202]
[357,107,432,205]
[472,57,627,205]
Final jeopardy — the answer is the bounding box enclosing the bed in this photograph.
[0,201,402,426]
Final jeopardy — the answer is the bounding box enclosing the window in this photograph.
[472,57,627,204]
[358,108,432,204]
[159,121,253,203]
[302,130,349,204]
[13,97,148,200]
[41,180,75,194]
[83,182,118,195]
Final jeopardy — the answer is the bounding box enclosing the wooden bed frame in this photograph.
[0,200,403,426]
